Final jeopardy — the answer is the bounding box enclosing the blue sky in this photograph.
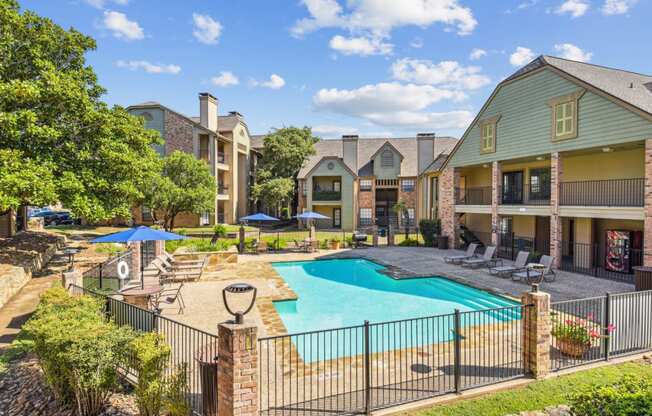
[21,0,652,139]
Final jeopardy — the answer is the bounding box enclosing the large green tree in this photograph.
[142,151,216,231]
[250,174,295,217]
[0,0,162,222]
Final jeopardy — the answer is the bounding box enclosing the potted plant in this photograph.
[329,238,341,250]
[551,313,615,358]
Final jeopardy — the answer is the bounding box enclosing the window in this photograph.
[141,112,153,122]
[200,211,210,226]
[401,179,415,192]
[548,89,585,141]
[199,135,210,161]
[141,206,152,222]
[302,182,307,196]
[407,208,415,220]
[479,115,500,154]
[381,149,394,167]
[333,181,341,192]
[360,179,372,191]
[359,208,372,225]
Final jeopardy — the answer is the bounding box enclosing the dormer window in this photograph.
[381,149,394,167]
[548,89,585,142]
[479,115,500,154]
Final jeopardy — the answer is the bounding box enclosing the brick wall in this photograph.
[164,109,194,154]
[439,167,457,241]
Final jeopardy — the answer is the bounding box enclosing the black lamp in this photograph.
[222,283,257,324]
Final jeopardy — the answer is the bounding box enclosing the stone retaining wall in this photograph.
[0,265,30,309]
[174,249,238,272]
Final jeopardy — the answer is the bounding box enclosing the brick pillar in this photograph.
[130,241,141,282]
[217,322,258,416]
[62,271,82,292]
[154,240,165,257]
[491,161,501,246]
[645,139,652,266]
[550,152,563,268]
[439,167,458,243]
[521,285,551,379]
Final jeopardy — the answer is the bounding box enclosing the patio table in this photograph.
[120,285,162,309]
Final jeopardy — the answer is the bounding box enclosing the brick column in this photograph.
[491,161,501,246]
[550,152,563,268]
[217,322,258,416]
[645,139,652,266]
[130,241,141,282]
[439,167,458,243]
[521,285,551,379]
[154,240,165,257]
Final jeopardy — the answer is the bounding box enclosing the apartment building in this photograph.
[127,93,254,226]
[296,134,457,231]
[434,55,652,278]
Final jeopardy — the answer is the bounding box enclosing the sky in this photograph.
[20,0,652,139]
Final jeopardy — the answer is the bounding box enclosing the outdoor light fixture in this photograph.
[602,147,613,153]
[536,156,544,161]
[222,283,257,324]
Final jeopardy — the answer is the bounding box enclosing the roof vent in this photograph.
[342,134,359,139]
[229,111,243,117]
[417,132,435,137]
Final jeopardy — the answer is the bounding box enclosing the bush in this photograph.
[419,219,441,246]
[23,287,136,415]
[213,224,227,238]
[569,374,652,415]
[280,207,290,220]
[129,333,171,416]
[165,363,191,416]
[398,238,419,247]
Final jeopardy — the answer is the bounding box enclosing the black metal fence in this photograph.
[82,250,133,292]
[259,305,527,415]
[559,178,644,207]
[500,183,550,205]
[551,290,652,372]
[497,232,538,261]
[455,187,492,205]
[560,241,642,283]
[69,285,219,415]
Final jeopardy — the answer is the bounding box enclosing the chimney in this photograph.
[199,93,218,132]
[417,133,435,173]
[342,135,358,173]
[229,111,243,117]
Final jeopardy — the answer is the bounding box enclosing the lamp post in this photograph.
[222,283,257,324]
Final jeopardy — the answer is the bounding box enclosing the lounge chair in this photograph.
[461,246,500,268]
[161,251,204,267]
[489,251,529,277]
[291,239,307,252]
[444,243,479,264]
[154,257,207,283]
[512,255,556,283]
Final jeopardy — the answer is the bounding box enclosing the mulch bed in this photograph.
[0,354,137,416]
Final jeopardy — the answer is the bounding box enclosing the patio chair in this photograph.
[305,239,319,253]
[161,251,204,267]
[444,243,479,264]
[255,240,268,254]
[155,257,207,283]
[489,251,529,277]
[512,255,556,284]
[461,246,500,269]
[291,239,307,252]
[156,255,202,271]
[150,283,186,314]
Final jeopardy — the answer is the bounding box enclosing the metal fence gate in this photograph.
[259,304,527,415]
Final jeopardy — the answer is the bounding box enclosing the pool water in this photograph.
[272,259,519,361]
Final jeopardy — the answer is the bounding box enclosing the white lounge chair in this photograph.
[490,251,529,277]
[512,255,556,283]
[462,246,500,268]
[444,243,479,264]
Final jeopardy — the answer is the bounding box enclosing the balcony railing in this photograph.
[500,182,551,205]
[559,178,644,207]
[312,190,341,201]
[455,187,492,205]
[218,184,229,195]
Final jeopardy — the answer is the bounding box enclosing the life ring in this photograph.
[117,261,130,280]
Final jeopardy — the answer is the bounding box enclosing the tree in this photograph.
[392,200,410,239]
[251,177,295,217]
[258,127,318,179]
[0,0,162,223]
[0,149,57,213]
[142,151,216,231]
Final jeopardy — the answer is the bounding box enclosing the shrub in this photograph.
[129,333,171,416]
[280,207,290,220]
[569,374,652,415]
[213,224,227,238]
[165,363,191,416]
[551,312,615,346]
[419,219,441,246]
[398,238,419,247]
[23,287,135,415]
[94,243,124,256]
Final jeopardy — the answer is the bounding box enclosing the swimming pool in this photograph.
[271,258,520,361]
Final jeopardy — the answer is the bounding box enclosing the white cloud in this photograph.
[555,0,589,17]
[103,11,144,41]
[192,13,222,44]
[391,59,490,90]
[252,74,286,90]
[116,60,181,74]
[554,43,593,62]
[602,0,637,15]
[509,46,536,66]
[410,37,424,48]
[84,0,128,8]
[313,82,471,129]
[469,48,487,60]
[292,0,477,38]
[329,35,393,56]
[312,125,359,138]
[211,71,239,87]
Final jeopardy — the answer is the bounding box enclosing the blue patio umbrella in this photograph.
[91,226,187,289]
[239,213,279,222]
[296,211,330,220]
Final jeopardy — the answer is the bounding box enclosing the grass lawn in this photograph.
[410,361,651,416]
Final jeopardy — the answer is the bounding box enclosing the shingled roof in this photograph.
[297,136,457,179]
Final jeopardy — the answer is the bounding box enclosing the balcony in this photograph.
[218,184,229,195]
[455,187,492,205]
[500,182,551,206]
[312,190,341,201]
[560,178,644,207]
